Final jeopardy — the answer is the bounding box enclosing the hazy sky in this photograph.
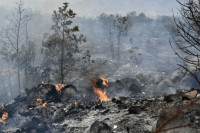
[0,0,179,17]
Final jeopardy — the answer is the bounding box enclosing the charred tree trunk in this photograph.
[24,23,29,89]
[61,43,64,84]
[109,30,115,60]
[110,43,115,60]
[17,64,21,95]
[32,59,35,84]
[8,61,13,99]
[16,4,22,94]
[60,27,65,84]
[117,34,121,61]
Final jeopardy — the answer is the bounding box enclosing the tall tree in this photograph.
[0,0,31,95]
[115,15,132,61]
[99,13,116,60]
[171,0,200,86]
[42,3,86,84]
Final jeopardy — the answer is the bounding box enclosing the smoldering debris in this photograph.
[0,80,199,133]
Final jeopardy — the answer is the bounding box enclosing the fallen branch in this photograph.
[160,122,200,132]
[154,96,200,133]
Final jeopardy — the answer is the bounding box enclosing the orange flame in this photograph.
[29,99,47,111]
[36,99,43,105]
[55,83,65,92]
[39,81,46,88]
[0,112,8,124]
[2,112,8,120]
[94,88,111,102]
[29,107,34,110]
[43,102,47,108]
[92,76,111,102]
[99,76,108,87]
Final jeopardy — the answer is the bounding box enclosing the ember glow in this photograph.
[39,81,46,88]
[28,99,47,111]
[55,83,65,92]
[43,102,47,108]
[92,76,111,102]
[28,107,34,110]
[99,76,108,87]
[0,112,8,124]
[2,112,8,120]
[36,99,43,105]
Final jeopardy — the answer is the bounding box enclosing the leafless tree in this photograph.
[0,0,31,95]
[115,15,132,61]
[170,0,200,86]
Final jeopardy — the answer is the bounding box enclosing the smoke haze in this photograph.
[0,0,179,17]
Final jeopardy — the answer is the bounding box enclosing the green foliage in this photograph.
[42,3,88,83]
[116,14,133,37]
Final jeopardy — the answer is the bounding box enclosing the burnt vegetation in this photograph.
[0,0,200,133]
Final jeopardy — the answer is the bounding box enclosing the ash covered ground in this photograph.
[0,76,200,133]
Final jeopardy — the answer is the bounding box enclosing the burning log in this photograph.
[27,84,61,102]
[1,80,200,132]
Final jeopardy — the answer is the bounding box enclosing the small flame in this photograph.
[28,99,47,111]
[92,76,111,102]
[29,107,34,110]
[0,112,8,124]
[99,76,108,87]
[39,81,46,88]
[43,102,47,108]
[55,83,65,92]
[94,88,111,102]
[2,112,8,120]
[36,99,43,105]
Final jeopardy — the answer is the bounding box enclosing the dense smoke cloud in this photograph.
[0,0,188,104]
